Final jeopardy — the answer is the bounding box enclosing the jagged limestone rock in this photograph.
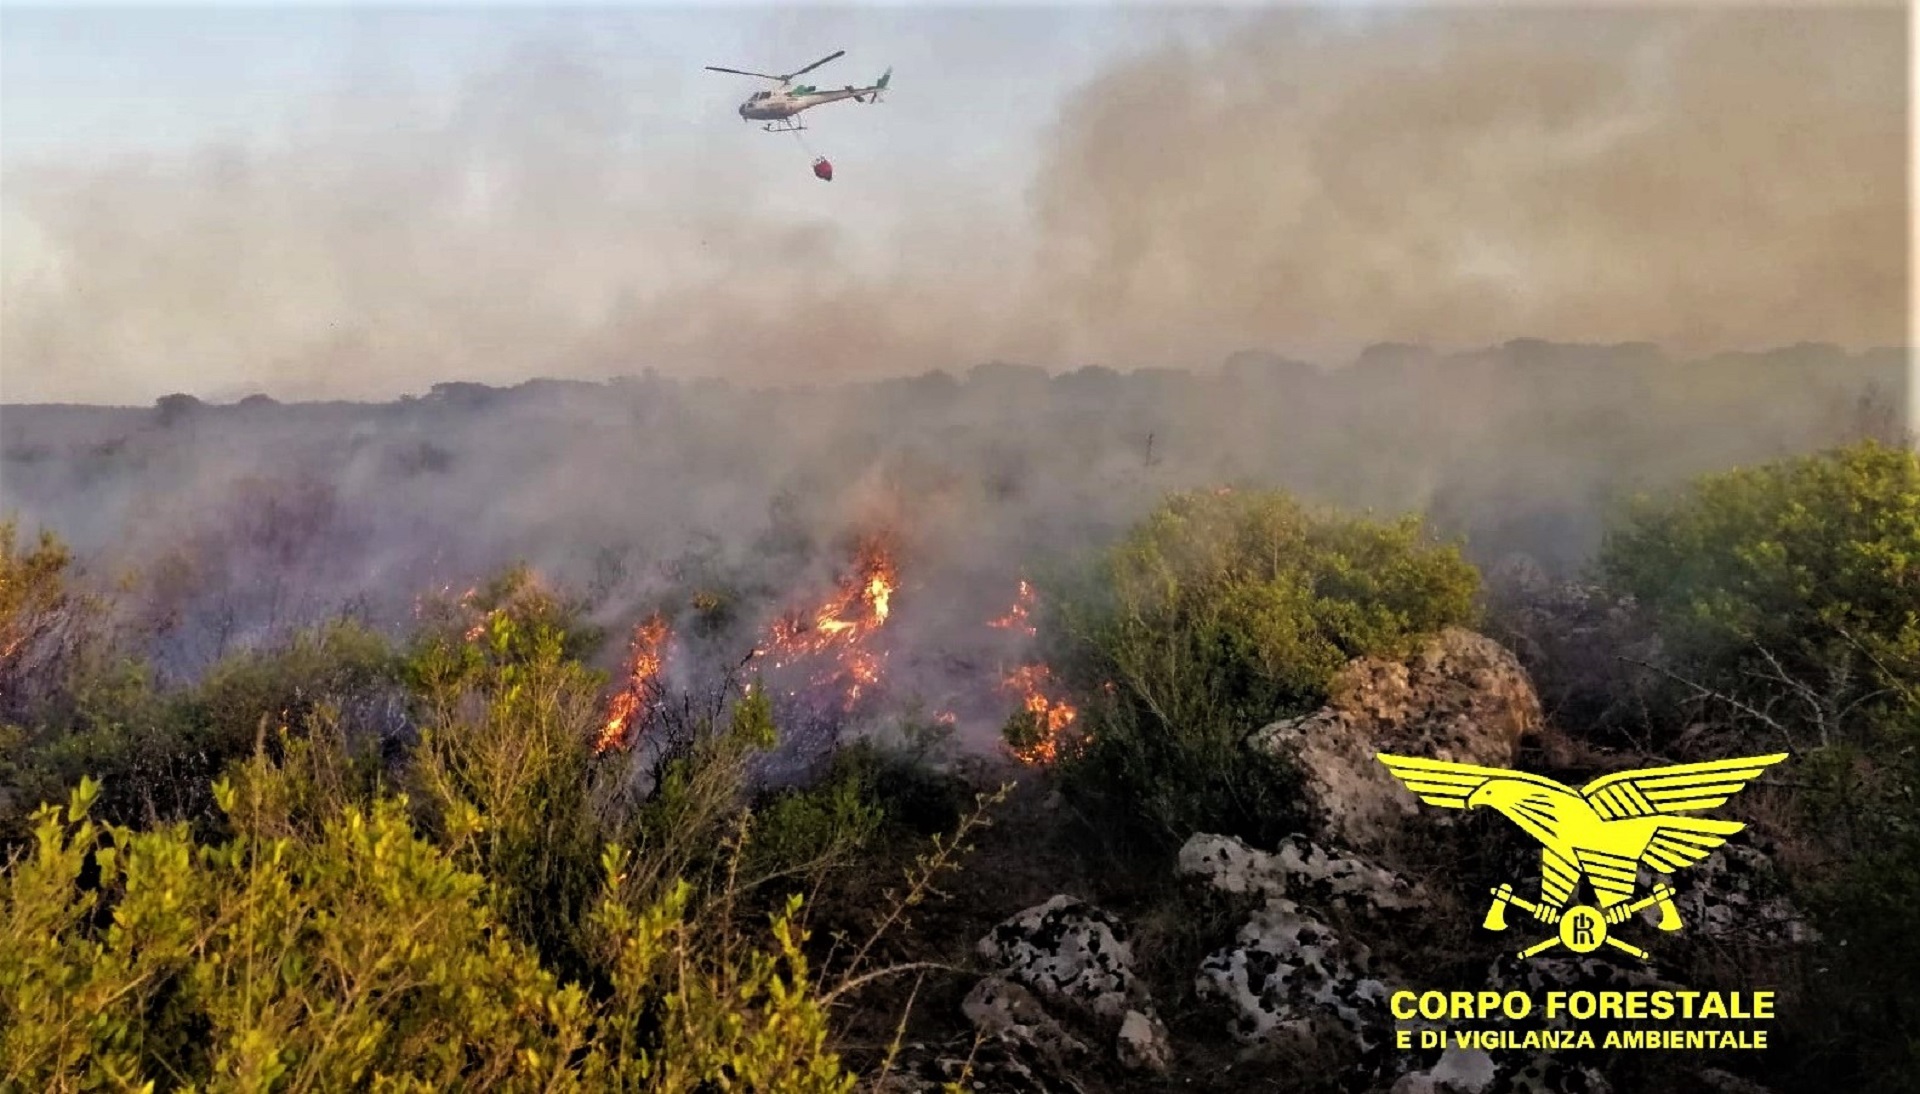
[977,895,1149,1022]
[1249,628,1543,854]
[1388,1047,1498,1093]
[1195,896,1391,1051]
[1116,1009,1173,1074]
[961,975,1091,1071]
[1657,837,1816,945]
[1179,831,1421,916]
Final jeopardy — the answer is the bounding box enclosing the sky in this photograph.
[0,1,1910,405]
[0,4,1157,163]
[1,4,1162,252]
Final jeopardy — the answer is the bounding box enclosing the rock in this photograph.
[1425,1047,1498,1091]
[1196,896,1391,1051]
[1480,954,1678,1026]
[1657,837,1816,946]
[1179,832,1421,917]
[976,898,1180,1075]
[961,976,1090,1071]
[1390,1047,1498,1093]
[1493,1055,1614,1093]
[1249,628,1543,853]
[1116,1009,1172,1073]
[1374,1034,1620,1094]
[977,896,1149,1022]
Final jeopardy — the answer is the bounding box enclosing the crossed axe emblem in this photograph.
[1481,883,1683,960]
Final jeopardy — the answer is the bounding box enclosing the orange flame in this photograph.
[1002,662,1080,765]
[595,613,671,754]
[988,580,1038,637]
[752,538,897,708]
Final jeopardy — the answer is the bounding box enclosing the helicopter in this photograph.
[705,50,891,133]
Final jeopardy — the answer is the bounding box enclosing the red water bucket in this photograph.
[812,157,833,182]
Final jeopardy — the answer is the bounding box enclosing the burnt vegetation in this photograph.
[1,341,1916,1092]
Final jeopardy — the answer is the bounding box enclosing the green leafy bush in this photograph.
[0,520,108,726]
[1041,487,1481,852]
[403,598,610,983]
[1599,438,1920,745]
[1597,441,1920,1093]
[1,772,855,1093]
[8,619,401,842]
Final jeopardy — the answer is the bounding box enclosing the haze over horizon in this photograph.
[2,2,1910,406]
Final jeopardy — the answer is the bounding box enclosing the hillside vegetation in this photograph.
[3,438,1917,1092]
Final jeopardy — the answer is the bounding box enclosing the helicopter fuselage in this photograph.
[737,86,875,120]
[709,54,889,128]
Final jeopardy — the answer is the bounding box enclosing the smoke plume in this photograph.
[1,5,1906,405]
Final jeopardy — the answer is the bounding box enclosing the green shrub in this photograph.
[0,538,988,1093]
[1042,487,1480,852]
[9,619,401,841]
[743,758,887,896]
[0,772,855,1092]
[1597,441,1920,1093]
[0,518,116,769]
[402,587,613,984]
[740,712,975,897]
[1599,438,1920,746]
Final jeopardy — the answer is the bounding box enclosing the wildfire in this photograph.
[1002,662,1080,765]
[752,538,898,708]
[594,613,671,754]
[461,589,496,642]
[988,580,1038,637]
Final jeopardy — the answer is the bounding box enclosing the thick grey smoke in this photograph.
[1023,4,1909,367]
[1,5,1906,404]
[0,6,1908,754]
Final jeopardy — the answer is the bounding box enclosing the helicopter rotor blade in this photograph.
[705,65,783,80]
[784,50,845,79]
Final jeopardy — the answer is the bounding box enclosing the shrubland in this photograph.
[0,521,995,1091]
[3,438,1916,1092]
[1593,440,1920,1092]
[1022,488,1480,853]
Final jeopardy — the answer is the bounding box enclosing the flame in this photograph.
[1002,661,1080,765]
[751,538,897,708]
[595,613,671,754]
[988,580,1038,637]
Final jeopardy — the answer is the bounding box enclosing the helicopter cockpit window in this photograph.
[751,91,770,100]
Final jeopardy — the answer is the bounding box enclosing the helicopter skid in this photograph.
[762,119,807,133]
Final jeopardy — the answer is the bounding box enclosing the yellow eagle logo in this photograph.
[1375,752,1788,960]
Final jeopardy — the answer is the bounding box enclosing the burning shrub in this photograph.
[594,613,671,755]
[2,540,993,1091]
[748,535,897,714]
[1040,487,1480,853]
